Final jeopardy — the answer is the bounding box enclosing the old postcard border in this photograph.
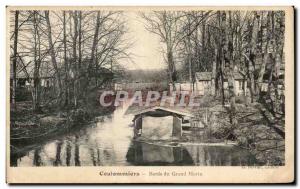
[6,6,294,184]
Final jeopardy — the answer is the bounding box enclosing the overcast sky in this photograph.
[123,12,166,70]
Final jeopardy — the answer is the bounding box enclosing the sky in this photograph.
[122,12,166,70]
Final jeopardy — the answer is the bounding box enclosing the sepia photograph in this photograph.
[6,6,294,184]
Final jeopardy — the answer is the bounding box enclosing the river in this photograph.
[11,106,257,166]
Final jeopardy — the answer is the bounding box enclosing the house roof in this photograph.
[132,106,194,118]
[195,72,212,81]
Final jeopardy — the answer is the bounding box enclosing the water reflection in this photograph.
[126,141,256,166]
[53,141,62,166]
[75,135,81,166]
[126,142,194,165]
[11,106,257,167]
[11,105,134,166]
[33,148,42,166]
[185,145,256,166]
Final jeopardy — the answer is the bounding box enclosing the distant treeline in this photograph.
[121,69,169,83]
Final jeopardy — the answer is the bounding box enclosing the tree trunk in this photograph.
[248,12,260,102]
[78,11,82,98]
[167,48,177,90]
[246,54,255,103]
[78,11,82,70]
[12,10,19,110]
[63,11,69,107]
[211,57,217,96]
[201,11,206,70]
[216,11,225,106]
[32,11,42,112]
[73,11,78,107]
[186,15,193,91]
[45,11,63,104]
[225,11,237,126]
[88,11,100,75]
[257,12,271,96]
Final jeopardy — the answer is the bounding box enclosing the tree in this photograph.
[32,11,42,112]
[63,11,69,107]
[224,11,237,126]
[88,11,101,77]
[10,10,131,113]
[141,11,182,87]
[11,10,19,110]
[45,10,63,103]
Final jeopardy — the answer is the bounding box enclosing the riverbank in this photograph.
[10,101,115,148]
[192,96,285,166]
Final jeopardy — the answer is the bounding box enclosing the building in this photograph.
[10,74,55,89]
[169,82,193,93]
[195,72,213,96]
[223,72,246,96]
[132,106,194,140]
[10,57,56,89]
[194,71,246,96]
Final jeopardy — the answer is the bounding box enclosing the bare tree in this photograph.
[141,11,183,87]
[32,11,42,112]
[88,11,101,76]
[45,10,63,102]
[11,10,19,110]
[63,11,69,107]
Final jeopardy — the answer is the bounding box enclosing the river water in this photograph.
[11,106,257,166]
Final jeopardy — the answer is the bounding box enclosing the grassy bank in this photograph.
[10,100,115,150]
[193,95,285,166]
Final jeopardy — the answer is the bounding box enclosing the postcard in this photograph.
[6,6,294,184]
